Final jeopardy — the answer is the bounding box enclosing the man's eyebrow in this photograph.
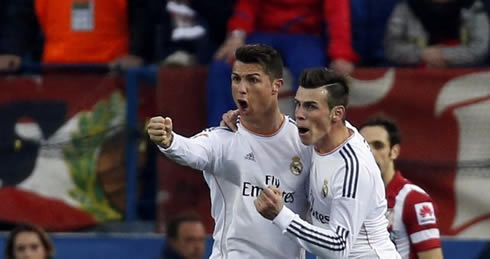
[304,101,319,105]
[294,99,318,105]
[245,73,261,77]
[232,72,261,77]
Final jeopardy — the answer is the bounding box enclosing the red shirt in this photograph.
[227,0,358,62]
[386,171,442,259]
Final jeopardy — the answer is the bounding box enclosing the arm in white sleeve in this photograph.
[273,206,350,259]
[272,165,374,259]
[157,128,228,171]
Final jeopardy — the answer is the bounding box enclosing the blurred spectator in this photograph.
[5,223,55,259]
[0,0,37,72]
[350,0,400,66]
[360,117,443,259]
[158,0,235,66]
[159,0,205,66]
[0,0,148,72]
[161,212,206,259]
[0,0,11,55]
[485,0,490,14]
[206,0,358,126]
[384,0,489,67]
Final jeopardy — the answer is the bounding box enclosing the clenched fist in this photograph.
[254,187,284,220]
[147,116,174,148]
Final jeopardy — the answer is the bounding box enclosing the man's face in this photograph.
[294,86,332,146]
[231,61,279,118]
[13,232,47,259]
[172,222,206,259]
[359,126,395,177]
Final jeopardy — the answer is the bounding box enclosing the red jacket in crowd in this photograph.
[227,0,358,62]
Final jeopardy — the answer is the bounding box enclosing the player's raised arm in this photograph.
[147,115,228,172]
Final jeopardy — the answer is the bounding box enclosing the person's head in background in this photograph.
[167,212,206,259]
[407,0,476,44]
[359,116,402,186]
[5,223,54,259]
[294,67,349,152]
[232,44,284,129]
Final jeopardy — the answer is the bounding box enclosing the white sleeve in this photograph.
[273,206,350,259]
[157,128,227,172]
[272,164,374,259]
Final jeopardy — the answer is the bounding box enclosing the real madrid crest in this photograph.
[322,179,329,198]
[289,156,303,175]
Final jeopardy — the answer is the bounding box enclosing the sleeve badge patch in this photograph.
[415,202,436,225]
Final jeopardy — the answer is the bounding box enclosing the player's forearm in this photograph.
[158,133,210,171]
[273,207,350,259]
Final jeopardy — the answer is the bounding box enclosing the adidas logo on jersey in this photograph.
[244,152,255,162]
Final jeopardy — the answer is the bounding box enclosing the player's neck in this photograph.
[383,165,396,187]
[315,123,351,154]
[241,109,284,135]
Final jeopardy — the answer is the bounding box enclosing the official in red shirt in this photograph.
[360,117,443,259]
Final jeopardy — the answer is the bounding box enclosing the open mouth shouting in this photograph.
[298,126,310,136]
[237,99,249,112]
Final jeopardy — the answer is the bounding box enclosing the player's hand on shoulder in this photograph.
[219,109,239,132]
[254,187,284,220]
[147,116,174,148]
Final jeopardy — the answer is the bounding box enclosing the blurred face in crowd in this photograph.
[13,231,48,259]
[360,125,399,179]
[171,221,206,259]
[231,61,281,121]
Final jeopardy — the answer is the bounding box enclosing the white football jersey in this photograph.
[159,116,312,259]
[272,122,401,259]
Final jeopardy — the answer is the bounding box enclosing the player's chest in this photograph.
[226,139,309,184]
[309,157,341,200]
[308,161,340,225]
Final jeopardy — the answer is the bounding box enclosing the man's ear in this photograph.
[390,144,400,160]
[331,106,345,122]
[272,78,283,95]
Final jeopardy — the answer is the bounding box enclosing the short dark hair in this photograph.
[166,212,203,240]
[359,116,402,147]
[299,68,349,109]
[235,44,284,80]
[5,223,55,259]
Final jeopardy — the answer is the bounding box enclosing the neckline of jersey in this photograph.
[314,129,355,156]
[240,114,286,137]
